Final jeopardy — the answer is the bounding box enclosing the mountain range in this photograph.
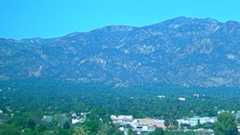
[1,17,240,87]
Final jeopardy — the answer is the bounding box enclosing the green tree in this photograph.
[127,128,135,135]
[0,124,20,135]
[97,123,109,135]
[164,120,170,128]
[214,112,238,135]
[63,122,71,129]
[26,118,36,130]
[150,128,164,135]
[73,127,88,135]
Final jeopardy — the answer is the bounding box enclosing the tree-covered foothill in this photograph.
[0,79,240,134]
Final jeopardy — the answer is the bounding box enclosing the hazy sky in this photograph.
[0,0,239,39]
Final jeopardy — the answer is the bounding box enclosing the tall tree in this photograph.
[214,112,238,135]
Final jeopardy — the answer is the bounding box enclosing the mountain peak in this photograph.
[160,17,221,26]
[91,25,137,33]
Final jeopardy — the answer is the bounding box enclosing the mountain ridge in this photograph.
[1,17,240,87]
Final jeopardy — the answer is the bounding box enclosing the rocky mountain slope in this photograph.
[1,17,240,87]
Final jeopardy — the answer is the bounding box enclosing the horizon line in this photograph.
[1,16,239,40]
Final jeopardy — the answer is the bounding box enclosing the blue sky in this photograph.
[0,0,239,39]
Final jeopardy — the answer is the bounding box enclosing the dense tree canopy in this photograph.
[0,80,240,134]
[214,112,238,135]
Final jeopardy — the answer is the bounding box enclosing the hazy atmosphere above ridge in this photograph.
[0,0,239,39]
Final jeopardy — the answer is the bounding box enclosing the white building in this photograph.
[111,115,166,134]
[237,125,240,133]
[178,97,186,101]
[193,93,200,98]
[111,115,134,125]
[131,120,154,133]
[177,116,217,127]
[157,95,166,99]
[198,117,217,124]
[130,118,165,133]
[235,111,240,120]
[71,112,86,125]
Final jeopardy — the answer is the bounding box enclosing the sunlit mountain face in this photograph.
[1,17,240,87]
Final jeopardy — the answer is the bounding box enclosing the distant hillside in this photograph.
[1,17,240,87]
